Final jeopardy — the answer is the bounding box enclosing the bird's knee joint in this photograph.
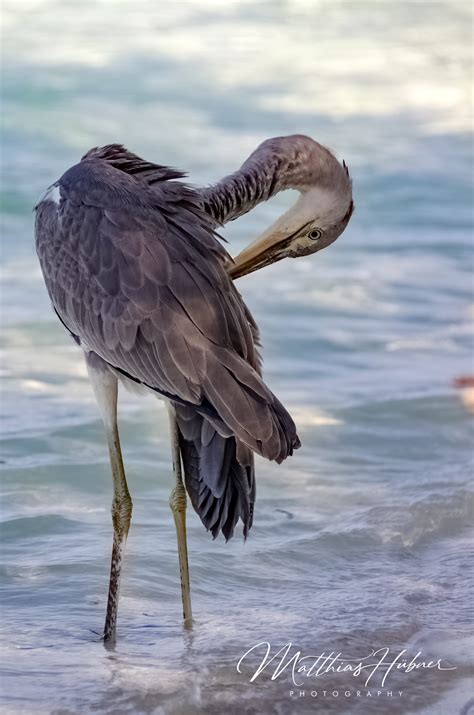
[169,486,187,514]
[111,493,133,534]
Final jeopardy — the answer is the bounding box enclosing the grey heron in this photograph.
[35,134,353,643]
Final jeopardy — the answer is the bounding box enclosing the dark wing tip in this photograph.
[271,397,301,463]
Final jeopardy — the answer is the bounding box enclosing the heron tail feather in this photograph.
[174,404,255,541]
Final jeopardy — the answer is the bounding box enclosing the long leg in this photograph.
[167,404,193,625]
[86,353,132,644]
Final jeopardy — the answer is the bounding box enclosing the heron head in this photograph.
[229,163,353,279]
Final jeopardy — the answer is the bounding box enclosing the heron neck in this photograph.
[200,135,331,226]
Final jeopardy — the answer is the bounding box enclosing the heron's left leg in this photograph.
[86,353,132,645]
[167,405,193,626]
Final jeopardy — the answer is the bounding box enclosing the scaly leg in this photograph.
[167,404,193,625]
[86,353,132,645]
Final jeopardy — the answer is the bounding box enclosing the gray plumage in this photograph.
[201,134,352,226]
[35,144,301,541]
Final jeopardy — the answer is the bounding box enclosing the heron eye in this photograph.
[308,229,322,240]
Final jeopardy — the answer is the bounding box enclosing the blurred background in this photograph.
[1,2,473,714]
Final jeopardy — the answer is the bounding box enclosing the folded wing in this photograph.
[35,151,300,537]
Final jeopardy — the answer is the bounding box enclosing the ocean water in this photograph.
[1,1,473,713]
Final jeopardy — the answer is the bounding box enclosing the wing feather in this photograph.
[35,149,300,538]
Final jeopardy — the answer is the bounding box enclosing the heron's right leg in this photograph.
[86,353,132,645]
[167,405,193,626]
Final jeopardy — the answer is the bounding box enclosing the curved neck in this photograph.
[200,135,349,226]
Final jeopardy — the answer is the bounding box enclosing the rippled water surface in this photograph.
[1,2,473,713]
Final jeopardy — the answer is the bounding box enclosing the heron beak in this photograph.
[228,229,292,279]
